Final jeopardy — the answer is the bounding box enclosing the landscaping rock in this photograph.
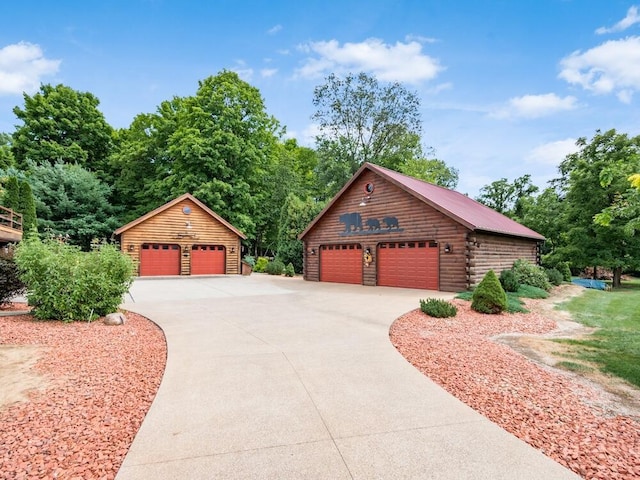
[103,312,126,326]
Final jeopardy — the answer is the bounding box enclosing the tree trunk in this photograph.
[612,266,622,288]
[592,266,598,280]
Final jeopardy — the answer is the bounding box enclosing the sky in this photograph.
[2,0,640,197]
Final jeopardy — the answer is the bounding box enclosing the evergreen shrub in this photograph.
[14,238,134,322]
[420,298,457,318]
[499,269,520,292]
[471,270,507,314]
[265,259,285,275]
[284,262,295,277]
[545,268,564,286]
[558,262,572,282]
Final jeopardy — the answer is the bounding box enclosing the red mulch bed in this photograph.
[0,312,166,480]
[390,300,640,480]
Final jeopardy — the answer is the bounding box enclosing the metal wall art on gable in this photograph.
[339,212,404,236]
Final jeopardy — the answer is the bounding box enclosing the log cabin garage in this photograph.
[300,163,544,292]
[114,193,246,276]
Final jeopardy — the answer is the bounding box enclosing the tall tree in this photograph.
[476,174,538,218]
[18,180,37,237]
[2,176,20,211]
[312,72,423,198]
[399,157,459,188]
[29,162,119,250]
[12,84,113,174]
[558,129,640,287]
[0,133,14,169]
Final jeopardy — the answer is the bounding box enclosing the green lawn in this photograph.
[555,278,640,388]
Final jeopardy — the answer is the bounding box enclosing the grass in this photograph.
[555,278,640,388]
[455,284,549,313]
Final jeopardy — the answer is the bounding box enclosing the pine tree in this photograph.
[18,180,37,238]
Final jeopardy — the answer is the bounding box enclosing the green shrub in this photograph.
[472,270,507,314]
[242,255,256,267]
[512,259,552,291]
[14,238,134,322]
[254,257,269,273]
[558,261,572,282]
[499,269,520,292]
[420,298,457,318]
[546,268,564,286]
[0,252,26,306]
[284,262,295,277]
[516,284,549,299]
[265,259,285,275]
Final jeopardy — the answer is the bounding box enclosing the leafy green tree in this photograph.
[594,169,640,237]
[476,174,539,218]
[519,187,566,257]
[558,129,640,287]
[312,72,423,198]
[276,193,325,273]
[11,84,113,174]
[0,133,15,169]
[28,162,119,250]
[399,156,459,188]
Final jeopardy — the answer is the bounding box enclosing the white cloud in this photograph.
[525,138,578,167]
[491,93,578,119]
[286,123,321,147]
[596,6,640,34]
[267,24,282,35]
[295,38,443,84]
[559,36,640,100]
[0,42,60,95]
[231,60,253,81]
[405,34,438,44]
[260,68,277,78]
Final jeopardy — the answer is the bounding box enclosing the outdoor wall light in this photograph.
[128,244,135,252]
[444,243,452,254]
[231,246,236,253]
[309,248,316,255]
[185,221,192,229]
[359,195,371,207]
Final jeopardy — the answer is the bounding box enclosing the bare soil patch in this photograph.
[0,345,49,408]
[390,286,640,480]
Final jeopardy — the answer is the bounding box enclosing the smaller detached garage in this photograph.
[300,163,545,292]
[114,193,246,276]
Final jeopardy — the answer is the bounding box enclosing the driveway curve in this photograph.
[116,275,579,479]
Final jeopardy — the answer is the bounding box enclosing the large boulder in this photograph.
[103,312,126,326]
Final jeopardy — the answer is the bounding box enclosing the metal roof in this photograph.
[300,163,545,241]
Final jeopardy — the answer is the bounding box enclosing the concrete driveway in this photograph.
[116,275,579,479]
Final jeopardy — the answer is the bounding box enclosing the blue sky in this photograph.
[2,1,640,196]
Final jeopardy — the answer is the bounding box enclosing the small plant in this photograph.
[472,270,507,314]
[545,268,564,286]
[0,251,26,306]
[284,262,295,277]
[420,298,457,318]
[512,259,552,291]
[242,255,256,267]
[499,269,520,292]
[265,259,285,275]
[254,257,269,273]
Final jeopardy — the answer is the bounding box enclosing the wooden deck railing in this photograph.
[0,205,23,232]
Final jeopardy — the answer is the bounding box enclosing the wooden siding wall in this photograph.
[119,198,241,275]
[303,170,470,292]
[466,232,539,287]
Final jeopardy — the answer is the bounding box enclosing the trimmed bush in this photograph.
[512,259,552,291]
[472,270,507,314]
[254,257,269,272]
[265,259,285,275]
[558,261,572,282]
[545,268,563,286]
[284,262,295,277]
[14,238,134,322]
[0,252,26,306]
[499,269,520,292]
[420,298,457,318]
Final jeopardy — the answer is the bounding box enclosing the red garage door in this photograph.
[140,244,181,276]
[191,245,226,274]
[320,244,362,284]
[377,241,439,290]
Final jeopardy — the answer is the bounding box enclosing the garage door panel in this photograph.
[191,245,225,275]
[377,242,438,290]
[320,244,362,284]
[140,244,181,276]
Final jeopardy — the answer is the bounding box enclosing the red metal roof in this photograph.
[300,163,544,241]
